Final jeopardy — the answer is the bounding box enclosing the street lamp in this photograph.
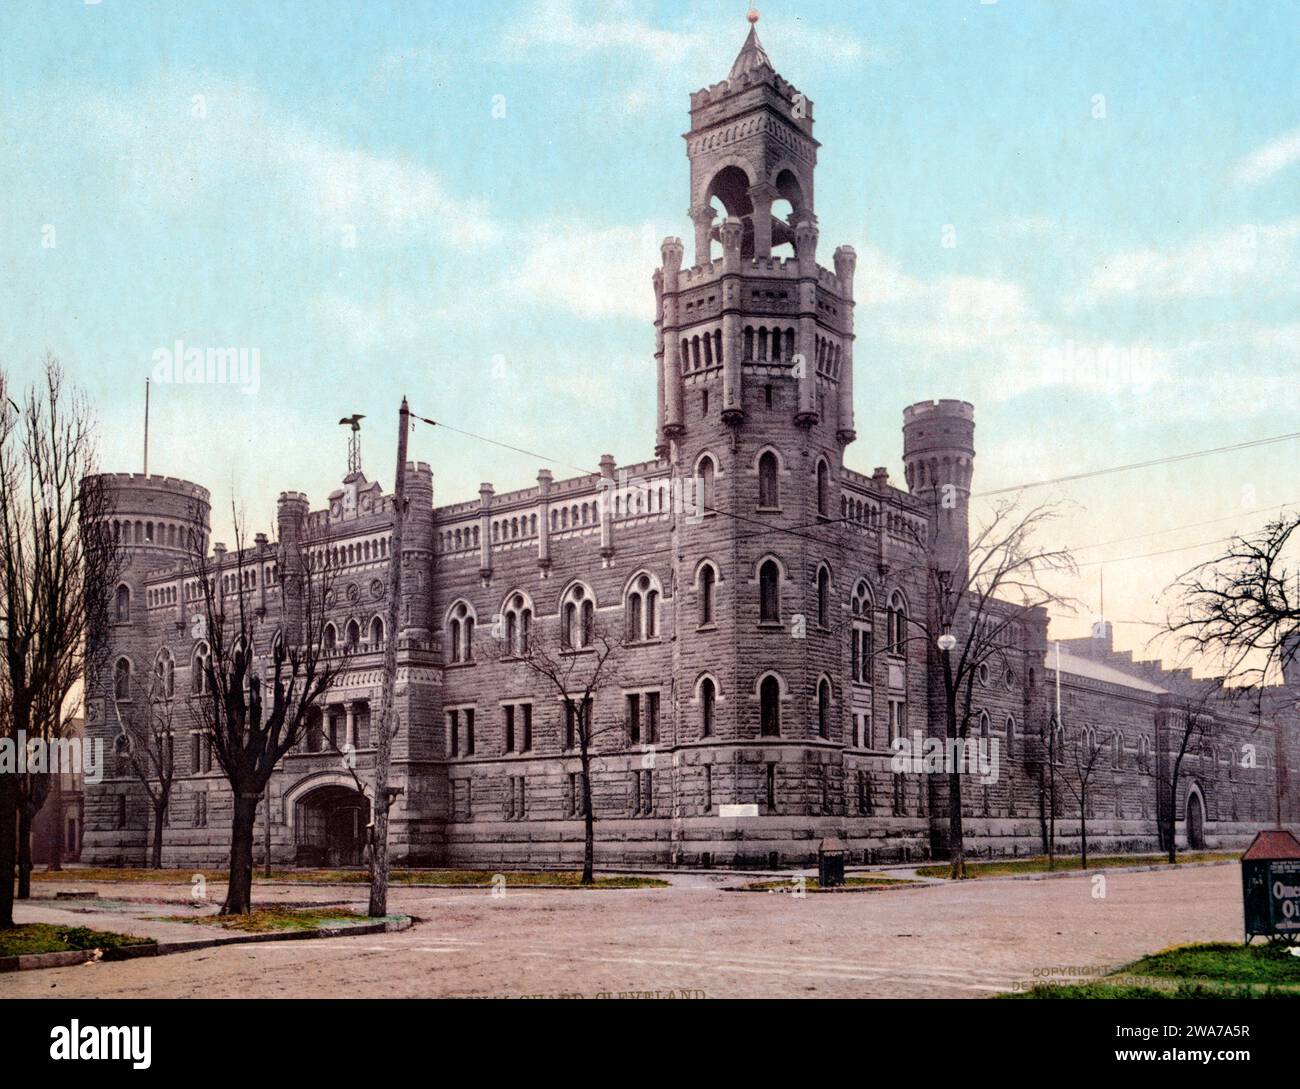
[937,633,957,653]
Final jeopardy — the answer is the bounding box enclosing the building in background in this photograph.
[78,21,1298,870]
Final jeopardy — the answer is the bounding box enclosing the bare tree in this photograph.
[112,660,178,869]
[0,357,120,927]
[499,615,622,886]
[1166,514,1300,701]
[1058,724,1108,868]
[187,511,342,915]
[1154,687,1220,865]
[901,501,1076,878]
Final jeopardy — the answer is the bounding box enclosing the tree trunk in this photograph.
[1166,765,1180,865]
[222,792,260,915]
[945,694,965,879]
[1036,770,1049,854]
[1080,794,1088,869]
[947,767,965,879]
[16,806,33,900]
[49,772,63,872]
[151,802,165,869]
[0,776,17,926]
[580,747,594,886]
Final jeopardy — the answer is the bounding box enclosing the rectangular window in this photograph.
[766,762,777,814]
[627,693,641,745]
[465,709,475,756]
[201,734,212,774]
[115,794,127,830]
[516,777,526,820]
[892,774,905,816]
[504,704,515,753]
[704,764,713,812]
[522,703,532,752]
[646,692,660,744]
[448,710,459,757]
[630,771,641,815]
[888,699,906,744]
[564,702,576,750]
[190,733,202,775]
[566,772,577,817]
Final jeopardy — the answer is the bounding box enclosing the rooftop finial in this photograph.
[748,5,759,24]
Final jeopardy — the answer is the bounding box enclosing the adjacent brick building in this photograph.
[80,23,1298,870]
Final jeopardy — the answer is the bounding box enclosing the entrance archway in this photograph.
[1186,788,1205,850]
[294,784,370,867]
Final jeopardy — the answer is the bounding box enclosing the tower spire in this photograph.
[730,7,773,81]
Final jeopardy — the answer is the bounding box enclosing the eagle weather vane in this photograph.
[339,413,365,474]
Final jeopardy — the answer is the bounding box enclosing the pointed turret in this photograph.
[729,19,774,82]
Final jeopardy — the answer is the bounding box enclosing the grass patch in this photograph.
[0,923,150,957]
[1128,942,1300,986]
[1002,941,1300,999]
[742,875,913,892]
[158,907,373,933]
[1003,981,1295,1000]
[36,867,668,889]
[915,851,1237,879]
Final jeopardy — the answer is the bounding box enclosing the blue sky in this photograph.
[2,0,1297,661]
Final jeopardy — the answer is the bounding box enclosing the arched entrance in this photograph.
[294,785,370,867]
[1186,788,1206,850]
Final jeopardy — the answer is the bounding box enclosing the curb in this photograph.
[0,915,414,973]
[913,859,1237,884]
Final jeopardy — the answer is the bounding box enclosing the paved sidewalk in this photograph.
[0,862,1252,998]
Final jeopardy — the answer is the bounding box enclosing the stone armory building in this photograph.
[82,23,1298,870]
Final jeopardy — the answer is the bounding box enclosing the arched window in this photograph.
[816,565,830,628]
[759,559,781,623]
[850,579,874,685]
[817,678,831,739]
[154,649,175,700]
[759,674,781,736]
[978,709,990,739]
[700,676,716,737]
[816,459,830,518]
[447,601,475,663]
[345,619,361,649]
[115,584,131,623]
[887,592,908,657]
[1006,715,1016,759]
[502,593,532,656]
[323,623,338,653]
[698,561,717,626]
[1112,732,1123,768]
[113,657,131,701]
[561,584,595,650]
[697,454,716,514]
[370,616,384,646]
[625,573,660,642]
[191,642,211,695]
[758,450,779,508]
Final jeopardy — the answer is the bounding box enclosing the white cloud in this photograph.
[1068,219,1300,309]
[82,73,500,249]
[502,0,881,74]
[504,0,691,64]
[502,222,663,321]
[1231,126,1300,187]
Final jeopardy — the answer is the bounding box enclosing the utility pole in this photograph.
[369,397,408,918]
[1050,641,1061,869]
